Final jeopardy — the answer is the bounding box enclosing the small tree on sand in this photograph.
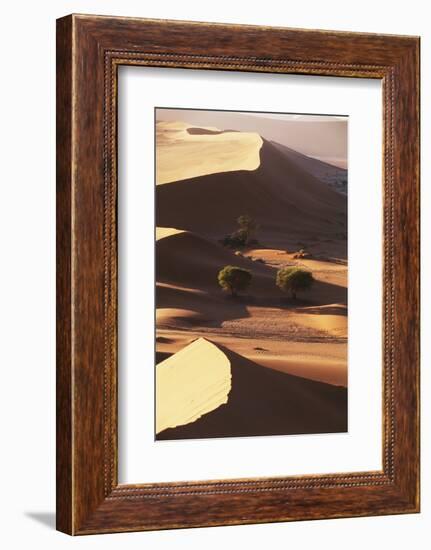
[237,215,258,245]
[276,267,314,300]
[218,266,252,297]
[221,215,259,248]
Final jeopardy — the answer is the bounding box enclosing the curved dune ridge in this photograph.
[155,337,232,434]
[155,225,347,338]
[270,141,348,195]
[156,136,347,246]
[157,343,347,440]
[156,109,347,167]
[156,226,272,292]
[156,121,263,184]
[155,120,348,439]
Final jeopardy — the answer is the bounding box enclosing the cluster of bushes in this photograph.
[218,214,314,300]
[218,265,314,299]
[221,215,259,248]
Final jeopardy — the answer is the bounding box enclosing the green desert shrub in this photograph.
[221,215,259,248]
[237,215,258,245]
[218,265,252,297]
[221,228,248,248]
[276,267,314,299]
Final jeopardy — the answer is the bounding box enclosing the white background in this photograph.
[119,67,382,483]
[0,0,428,548]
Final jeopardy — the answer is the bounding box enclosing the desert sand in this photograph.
[157,109,347,168]
[156,337,232,434]
[154,114,348,440]
[158,343,347,440]
[156,121,263,184]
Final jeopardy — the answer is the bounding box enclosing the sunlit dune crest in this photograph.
[155,226,185,241]
[154,110,348,440]
[157,344,348,440]
[155,338,232,434]
[156,110,347,167]
[156,120,263,184]
[156,137,347,244]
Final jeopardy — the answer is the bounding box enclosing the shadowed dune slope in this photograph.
[186,127,238,136]
[271,141,348,194]
[156,228,274,292]
[156,110,347,165]
[156,344,347,440]
[156,228,347,325]
[156,283,251,327]
[156,228,346,306]
[156,139,347,244]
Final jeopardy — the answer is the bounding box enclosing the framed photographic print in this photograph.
[56,14,420,534]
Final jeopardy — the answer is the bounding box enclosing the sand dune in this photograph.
[156,227,185,241]
[156,137,347,248]
[156,226,274,293]
[156,328,347,387]
[155,119,348,440]
[156,337,232,434]
[157,343,347,440]
[156,109,347,167]
[156,235,347,311]
[288,310,347,338]
[271,141,348,194]
[156,121,263,184]
[156,226,347,338]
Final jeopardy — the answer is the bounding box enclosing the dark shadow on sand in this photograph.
[156,139,347,256]
[156,345,347,440]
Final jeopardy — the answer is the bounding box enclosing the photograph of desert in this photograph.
[155,108,348,440]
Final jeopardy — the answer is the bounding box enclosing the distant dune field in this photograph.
[156,109,347,168]
[154,114,348,440]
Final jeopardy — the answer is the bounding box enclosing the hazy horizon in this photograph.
[156,108,348,169]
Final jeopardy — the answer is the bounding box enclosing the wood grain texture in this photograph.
[56,15,73,535]
[56,14,420,535]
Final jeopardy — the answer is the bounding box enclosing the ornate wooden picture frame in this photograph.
[56,14,420,535]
